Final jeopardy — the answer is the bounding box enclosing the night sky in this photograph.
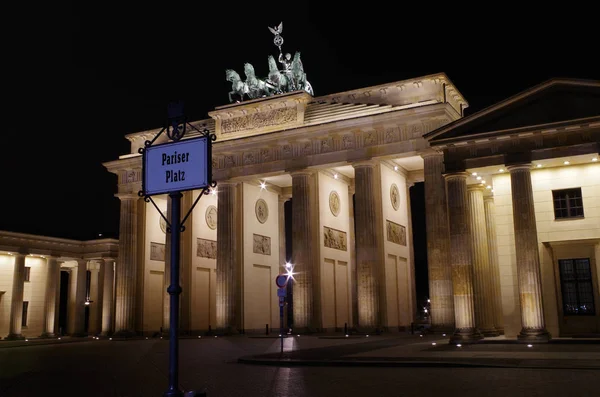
[3,3,597,299]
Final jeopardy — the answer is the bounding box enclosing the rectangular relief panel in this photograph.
[386,220,407,246]
[148,271,164,332]
[253,234,271,256]
[150,242,165,261]
[324,226,347,251]
[197,238,217,259]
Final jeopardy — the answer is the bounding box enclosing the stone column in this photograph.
[445,172,482,344]
[93,262,105,335]
[163,197,172,334]
[101,259,115,335]
[6,254,26,340]
[279,196,289,329]
[291,171,318,331]
[484,195,504,334]
[114,194,139,336]
[423,152,455,332]
[508,164,551,342]
[42,257,60,337]
[348,184,358,328]
[278,196,288,268]
[71,259,88,336]
[406,181,417,323]
[467,186,498,336]
[216,182,241,332]
[353,162,383,331]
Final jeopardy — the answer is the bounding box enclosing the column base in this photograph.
[430,324,455,334]
[449,327,483,344]
[292,326,321,335]
[112,329,137,338]
[215,326,240,336]
[40,332,56,338]
[479,327,500,337]
[5,333,25,341]
[517,328,551,343]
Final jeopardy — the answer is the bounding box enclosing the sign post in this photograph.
[275,274,288,353]
[139,106,215,397]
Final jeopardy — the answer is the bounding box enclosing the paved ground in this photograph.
[2,332,600,396]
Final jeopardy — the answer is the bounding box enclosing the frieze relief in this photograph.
[324,226,347,251]
[386,220,407,246]
[221,107,297,134]
[211,115,443,171]
[197,238,217,259]
[253,234,271,255]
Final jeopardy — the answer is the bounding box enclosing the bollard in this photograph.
[344,323,348,335]
[266,324,269,335]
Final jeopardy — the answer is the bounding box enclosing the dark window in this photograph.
[22,301,29,327]
[24,266,31,282]
[559,258,595,315]
[552,188,584,219]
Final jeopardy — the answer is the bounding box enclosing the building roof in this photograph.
[425,78,600,145]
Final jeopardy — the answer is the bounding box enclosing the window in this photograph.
[552,188,584,219]
[22,301,29,327]
[24,266,31,282]
[559,258,595,315]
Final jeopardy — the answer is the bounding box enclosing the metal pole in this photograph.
[164,191,183,397]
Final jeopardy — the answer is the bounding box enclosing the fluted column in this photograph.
[467,186,498,336]
[484,196,504,334]
[101,259,115,335]
[114,194,139,336]
[42,257,61,337]
[71,259,88,336]
[278,196,288,268]
[93,262,105,335]
[353,162,382,330]
[508,164,550,342]
[406,181,417,322]
[163,198,172,333]
[348,184,358,328]
[6,254,26,340]
[291,171,318,331]
[423,152,455,332]
[216,182,241,332]
[445,172,482,344]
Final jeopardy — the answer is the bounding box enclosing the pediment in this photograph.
[426,78,600,143]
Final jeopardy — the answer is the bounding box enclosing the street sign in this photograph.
[142,136,211,196]
[275,274,288,289]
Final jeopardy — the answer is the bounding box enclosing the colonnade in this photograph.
[5,256,115,339]
[423,152,550,343]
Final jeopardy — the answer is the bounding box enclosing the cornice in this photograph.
[430,116,600,149]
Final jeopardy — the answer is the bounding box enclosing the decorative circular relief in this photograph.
[160,211,168,233]
[390,183,400,211]
[329,191,341,217]
[205,205,217,230]
[255,199,269,224]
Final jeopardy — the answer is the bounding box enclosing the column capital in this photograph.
[115,193,140,200]
[483,193,495,202]
[352,160,378,169]
[506,163,532,172]
[467,184,487,192]
[443,171,469,181]
[289,169,315,178]
[420,148,444,159]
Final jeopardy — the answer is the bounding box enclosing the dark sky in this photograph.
[2,2,597,248]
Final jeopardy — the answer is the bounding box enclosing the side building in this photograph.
[0,231,118,339]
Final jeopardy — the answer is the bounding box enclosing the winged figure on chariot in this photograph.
[226,22,313,103]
